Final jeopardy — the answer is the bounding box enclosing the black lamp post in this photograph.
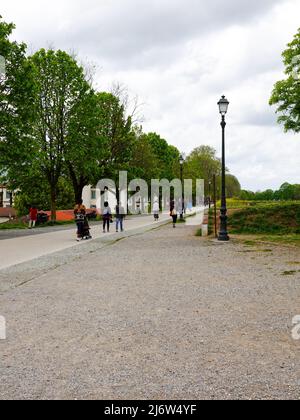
[218,95,230,242]
[179,154,185,220]
[208,181,212,210]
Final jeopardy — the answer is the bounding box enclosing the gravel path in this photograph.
[0,224,299,400]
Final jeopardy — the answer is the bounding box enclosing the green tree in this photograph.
[65,90,100,203]
[226,174,241,198]
[0,17,35,185]
[95,92,135,182]
[129,131,160,182]
[185,146,222,196]
[145,132,180,180]
[270,28,300,132]
[28,49,93,220]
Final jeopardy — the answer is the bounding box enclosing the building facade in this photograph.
[0,185,14,208]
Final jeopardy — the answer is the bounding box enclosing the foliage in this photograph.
[228,202,300,234]
[240,183,300,201]
[270,28,300,132]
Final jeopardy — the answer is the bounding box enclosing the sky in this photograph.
[1,0,300,191]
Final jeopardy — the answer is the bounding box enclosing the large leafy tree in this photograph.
[65,89,100,203]
[28,49,93,220]
[185,146,222,196]
[144,132,180,180]
[95,92,135,181]
[270,28,300,132]
[225,174,241,198]
[0,17,35,185]
[129,131,162,182]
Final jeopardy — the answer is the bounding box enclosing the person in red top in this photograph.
[29,206,38,229]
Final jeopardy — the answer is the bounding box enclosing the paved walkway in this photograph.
[0,222,299,400]
[0,214,173,270]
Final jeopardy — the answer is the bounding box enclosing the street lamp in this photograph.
[179,154,185,220]
[208,180,212,210]
[218,95,230,242]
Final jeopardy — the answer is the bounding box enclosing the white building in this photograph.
[0,185,14,208]
[82,186,99,209]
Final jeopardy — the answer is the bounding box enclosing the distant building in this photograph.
[0,185,14,208]
[82,186,99,209]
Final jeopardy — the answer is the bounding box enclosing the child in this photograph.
[29,206,38,229]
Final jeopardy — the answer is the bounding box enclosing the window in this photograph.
[91,190,96,200]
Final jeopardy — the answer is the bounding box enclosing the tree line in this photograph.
[0,17,241,220]
[240,183,300,202]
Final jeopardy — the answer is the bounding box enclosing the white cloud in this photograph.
[1,0,300,190]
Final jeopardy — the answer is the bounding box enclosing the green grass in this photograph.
[177,218,186,224]
[208,209,214,236]
[258,234,300,247]
[282,270,300,276]
[0,219,76,230]
[228,202,300,235]
[219,199,300,210]
[0,221,28,230]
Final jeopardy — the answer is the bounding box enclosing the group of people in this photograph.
[74,200,125,241]
[74,199,180,241]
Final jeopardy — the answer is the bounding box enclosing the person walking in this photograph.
[115,202,125,233]
[170,202,178,228]
[74,199,86,241]
[153,200,160,221]
[103,201,112,233]
[29,206,38,229]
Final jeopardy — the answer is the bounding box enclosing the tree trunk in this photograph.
[50,187,57,222]
[74,182,85,205]
[68,164,87,205]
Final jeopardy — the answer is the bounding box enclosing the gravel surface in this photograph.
[0,224,299,400]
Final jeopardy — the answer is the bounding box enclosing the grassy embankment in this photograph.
[226,199,300,247]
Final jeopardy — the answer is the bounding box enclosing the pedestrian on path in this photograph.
[103,202,112,233]
[115,203,125,233]
[170,202,178,228]
[153,200,160,221]
[74,199,86,241]
[29,206,38,229]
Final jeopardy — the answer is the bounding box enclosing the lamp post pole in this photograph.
[180,154,185,220]
[218,96,230,242]
[213,174,218,238]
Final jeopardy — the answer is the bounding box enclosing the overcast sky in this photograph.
[1,0,300,190]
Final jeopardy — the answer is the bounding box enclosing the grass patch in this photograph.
[282,270,300,276]
[0,221,27,230]
[243,240,257,246]
[208,209,214,236]
[195,229,202,237]
[228,203,300,235]
[0,219,76,230]
[258,234,300,247]
[238,248,272,253]
[177,218,186,224]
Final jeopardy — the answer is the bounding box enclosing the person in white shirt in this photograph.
[153,201,159,221]
[103,201,112,233]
